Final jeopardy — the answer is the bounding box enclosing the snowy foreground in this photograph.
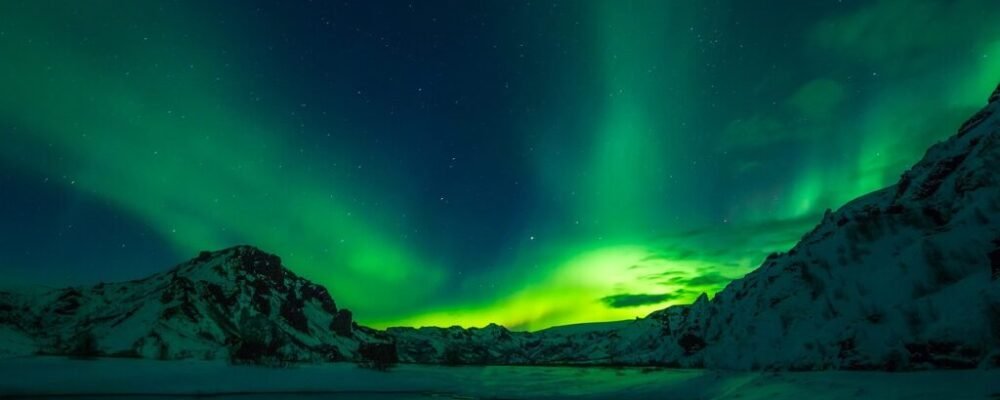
[0,357,998,400]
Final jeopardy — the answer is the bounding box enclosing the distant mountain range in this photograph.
[2,83,998,371]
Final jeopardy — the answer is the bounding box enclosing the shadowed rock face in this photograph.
[228,246,285,288]
[990,240,1000,281]
[331,309,354,337]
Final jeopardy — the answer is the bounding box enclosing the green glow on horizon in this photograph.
[374,245,715,331]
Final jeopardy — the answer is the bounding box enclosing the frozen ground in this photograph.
[0,357,998,399]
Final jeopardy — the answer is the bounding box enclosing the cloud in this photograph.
[645,269,735,289]
[601,291,689,308]
[676,272,735,288]
[617,214,824,305]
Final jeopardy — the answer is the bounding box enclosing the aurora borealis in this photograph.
[1,0,998,331]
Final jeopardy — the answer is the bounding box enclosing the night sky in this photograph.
[1,0,998,330]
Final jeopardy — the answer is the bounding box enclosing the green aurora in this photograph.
[1,0,998,330]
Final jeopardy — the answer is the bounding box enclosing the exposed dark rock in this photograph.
[280,293,309,334]
[231,314,285,366]
[837,215,850,226]
[110,307,140,328]
[921,206,949,226]
[442,344,463,365]
[160,276,195,304]
[249,279,272,315]
[905,342,981,369]
[954,170,989,195]
[314,344,346,362]
[206,283,236,308]
[229,246,285,288]
[357,342,398,371]
[914,154,968,199]
[66,330,101,359]
[53,289,82,315]
[836,338,881,370]
[161,301,200,323]
[956,109,992,137]
[678,333,705,355]
[301,283,337,314]
[989,239,1000,281]
[331,309,353,337]
[195,250,213,262]
[895,172,913,199]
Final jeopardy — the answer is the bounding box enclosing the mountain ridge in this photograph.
[0,245,389,364]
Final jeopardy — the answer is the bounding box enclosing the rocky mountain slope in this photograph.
[0,246,389,364]
[681,82,1000,370]
[1,83,998,370]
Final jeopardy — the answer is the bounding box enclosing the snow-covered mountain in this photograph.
[0,246,389,364]
[2,83,998,370]
[675,82,1000,370]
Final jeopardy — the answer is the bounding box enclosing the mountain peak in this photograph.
[172,245,295,288]
[164,245,343,326]
[189,245,282,272]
